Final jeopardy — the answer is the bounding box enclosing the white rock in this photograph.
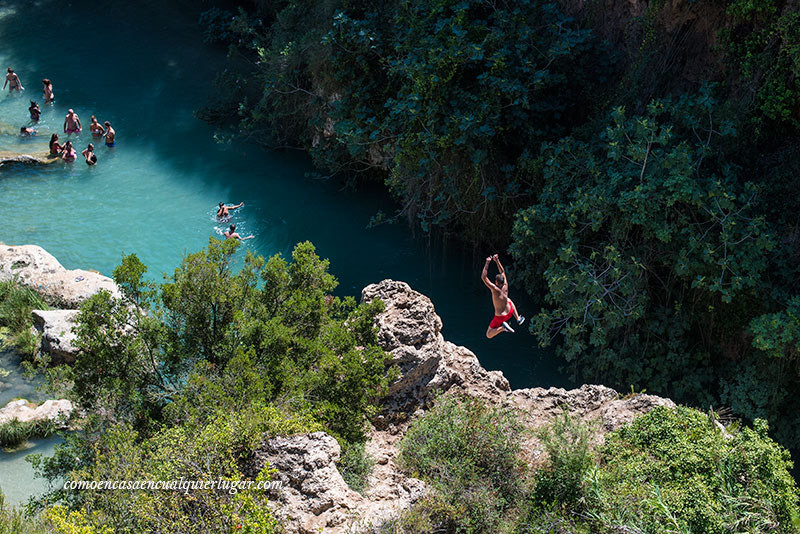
[31,309,80,363]
[0,244,121,308]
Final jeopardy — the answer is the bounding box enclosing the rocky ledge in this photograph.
[0,398,73,426]
[0,150,59,167]
[265,280,674,533]
[0,244,121,308]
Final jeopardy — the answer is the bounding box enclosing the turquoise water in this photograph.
[0,0,571,505]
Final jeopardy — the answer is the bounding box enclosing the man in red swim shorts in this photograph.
[482,254,525,338]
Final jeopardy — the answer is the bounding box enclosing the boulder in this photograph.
[31,309,80,363]
[251,432,365,534]
[0,398,73,426]
[0,244,121,307]
[0,150,59,167]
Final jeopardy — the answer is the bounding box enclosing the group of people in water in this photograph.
[6,67,116,166]
[217,202,254,241]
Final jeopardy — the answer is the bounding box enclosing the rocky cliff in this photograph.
[0,244,676,532]
[264,280,674,533]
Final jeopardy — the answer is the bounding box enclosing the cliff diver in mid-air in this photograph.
[481,254,525,338]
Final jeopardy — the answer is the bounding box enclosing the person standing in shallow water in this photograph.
[482,254,525,338]
[224,224,253,241]
[28,101,40,121]
[104,121,115,147]
[4,68,23,93]
[81,143,97,165]
[64,109,81,134]
[89,116,104,137]
[61,141,76,162]
[49,133,64,155]
[42,79,54,103]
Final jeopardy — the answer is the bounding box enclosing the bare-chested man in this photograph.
[104,121,115,147]
[224,224,254,241]
[4,68,23,93]
[64,109,81,134]
[217,201,244,220]
[481,254,525,338]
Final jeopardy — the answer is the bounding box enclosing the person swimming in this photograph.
[42,78,54,103]
[217,201,244,220]
[104,121,115,147]
[81,143,97,165]
[28,101,41,121]
[49,133,64,155]
[89,116,105,137]
[19,126,36,137]
[64,109,82,134]
[61,141,76,162]
[4,68,23,93]
[224,224,254,241]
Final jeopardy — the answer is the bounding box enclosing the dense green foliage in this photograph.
[27,239,393,531]
[201,0,800,451]
[206,0,608,241]
[0,279,46,357]
[389,396,800,533]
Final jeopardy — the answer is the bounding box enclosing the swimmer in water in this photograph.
[29,101,41,121]
[19,126,36,136]
[42,79,54,103]
[224,224,253,241]
[49,133,64,155]
[4,68,23,93]
[89,116,105,137]
[81,143,97,165]
[64,109,81,134]
[217,201,244,219]
[104,121,115,147]
[61,141,76,162]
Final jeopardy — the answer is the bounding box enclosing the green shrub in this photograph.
[398,394,528,532]
[339,441,375,494]
[0,491,52,534]
[0,280,47,356]
[0,417,58,448]
[531,411,595,511]
[588,406,800,533]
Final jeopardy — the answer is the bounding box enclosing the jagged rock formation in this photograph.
[0,398,73,426]
[31,309,79,364]
[265,280,674,533]
[0,244,120,307]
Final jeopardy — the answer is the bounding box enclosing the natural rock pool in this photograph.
[0,0,571,505]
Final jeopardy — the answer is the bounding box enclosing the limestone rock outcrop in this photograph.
[252,432,364,534]
[0,244,120,307]
[0,398,73,426]
[265,280,675,533]
[31,309,80,363]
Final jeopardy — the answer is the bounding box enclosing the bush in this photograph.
[339,441,375,494]
[588,406,800,533]
[398,394,528,532]
[531,411,595,512]
[0,417,58,448]
[0,280,47,357]
[0,491,52,534]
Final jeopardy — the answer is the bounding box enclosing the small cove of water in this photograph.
[0,0,572,506]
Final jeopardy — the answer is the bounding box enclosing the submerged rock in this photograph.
[0,150,59,167]
[31,309,80,364]
[0,244,121,307]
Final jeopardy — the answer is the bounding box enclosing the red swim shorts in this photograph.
[489,302,515,329]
